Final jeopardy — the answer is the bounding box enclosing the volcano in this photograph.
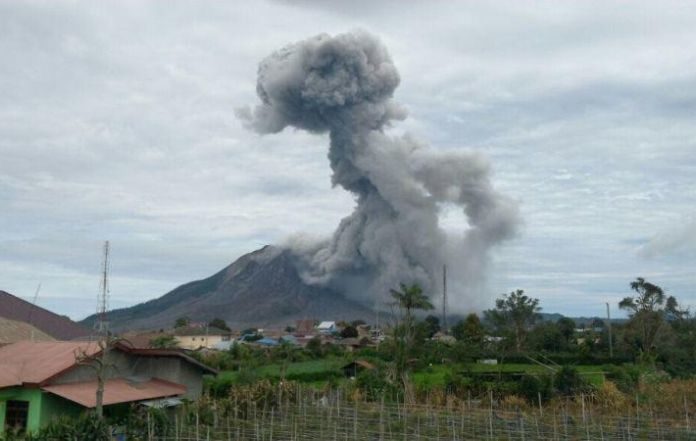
[81,246,375,332]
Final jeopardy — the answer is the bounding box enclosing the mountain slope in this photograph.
[82,246,374,332]
[0,290,91,340]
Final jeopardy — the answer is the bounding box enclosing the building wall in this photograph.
[39,392,82,428]
[130,356,206,399]
[175,334,227,350]
[0,387,85,435]
[52,350,132,385]
[0,387,42,434]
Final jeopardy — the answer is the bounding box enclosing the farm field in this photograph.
[213,357,607,388]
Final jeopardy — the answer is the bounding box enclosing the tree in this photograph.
[174,316,191,328]
[388,283,434,403]
[484,289,541,352]
[149,334,179,349]
[208,318,230,331]
[341,325,359,338]
[451,313,485,345]
[423,315,441,338]
[390,283,434,320]
[619,277,683,362]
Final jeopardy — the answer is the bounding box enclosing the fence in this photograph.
[144,388,695,441]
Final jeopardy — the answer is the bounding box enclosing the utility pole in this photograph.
[28,283,41,342]
[96,240,110,419]
[97,241,110,337]
[442,265,448,334]
[606,302,613,358]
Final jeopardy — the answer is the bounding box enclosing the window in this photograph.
[5,400,29,432]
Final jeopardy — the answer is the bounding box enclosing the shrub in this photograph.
[356,368,400,401]
[518,374,553,403]
[555,366,589,396]
[33,413,111,441]
[604,365,641,393]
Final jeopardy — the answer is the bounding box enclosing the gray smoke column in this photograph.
[238,31,519,311]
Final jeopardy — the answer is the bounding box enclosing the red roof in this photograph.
[0,291,91,340]
[0,341,101,388]
[42,377,186,408]
[0,341,216,389]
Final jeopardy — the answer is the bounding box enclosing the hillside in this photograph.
[0,290,91,340]
[81,246,374,332]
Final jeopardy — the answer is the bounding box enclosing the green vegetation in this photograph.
[14,277,696,440]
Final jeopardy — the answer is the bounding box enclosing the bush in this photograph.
[604,365,641,393]
[518,374,553,403]
[356,368,400,401]
[555,366,589,396]
[33,413,111,441]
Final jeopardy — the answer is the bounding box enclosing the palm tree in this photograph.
[390,283,434,321]
[388,282,433,404]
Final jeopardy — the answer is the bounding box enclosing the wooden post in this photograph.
[489,389,494,440]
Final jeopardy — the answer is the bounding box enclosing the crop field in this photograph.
[215,359,607,388]
[149,385,695,441]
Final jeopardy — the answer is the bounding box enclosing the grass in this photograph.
[216,358,607,389]
[412,362,608,387]
[217,357,348,386]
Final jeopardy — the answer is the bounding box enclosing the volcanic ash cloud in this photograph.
[238,31,519,311]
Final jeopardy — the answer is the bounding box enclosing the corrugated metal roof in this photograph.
[0,341,101,388]
[42,377,186,408]
[0,341,217,389]
[121,347,218,374]
[0,317,55,344]
[0,290,91,340]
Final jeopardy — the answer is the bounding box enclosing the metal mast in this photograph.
[606,302,613,358]
[442,264,448,334]
[97,241,110,337]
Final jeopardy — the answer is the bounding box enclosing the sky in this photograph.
[1,1,695,321]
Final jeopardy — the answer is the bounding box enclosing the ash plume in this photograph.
[238,31,519,311]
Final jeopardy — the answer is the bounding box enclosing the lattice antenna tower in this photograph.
[442,264,448,334]
[96,240,110,337]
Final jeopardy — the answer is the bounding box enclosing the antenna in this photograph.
[28,283,41,341]
[96,241,110,337]
[606,302,613,358]
[442,264,448,334]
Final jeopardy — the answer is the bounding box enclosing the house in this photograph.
[254,337,279,347]
[317,321,337,334]
[0,340,216,434]
[337,338,363,352]
[342,360,376,378]
[431,332,456,344]
[0,290,91,340]
[294,319,316,336]
[173,326,232,350]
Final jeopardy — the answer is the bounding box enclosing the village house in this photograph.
[0,340,216,435]
[317,321,337,334]
[342,360,376,379]
[293,319,316,337]
[173,325,233,350]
